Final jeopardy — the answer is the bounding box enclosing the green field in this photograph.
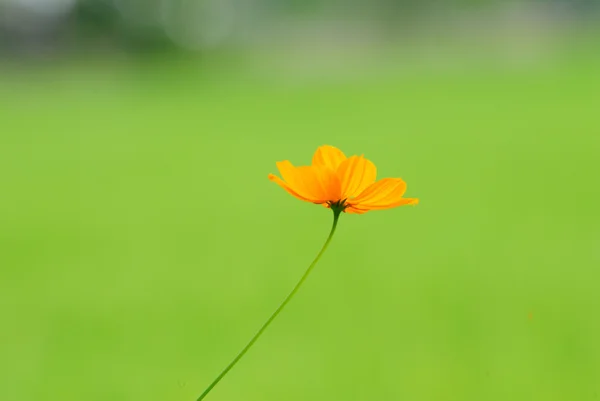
[1,57,599,401]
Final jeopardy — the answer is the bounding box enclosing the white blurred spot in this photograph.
[4,0,76,16]
[0,0,76,37]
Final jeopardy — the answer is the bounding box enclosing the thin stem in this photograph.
[196,210,342,401]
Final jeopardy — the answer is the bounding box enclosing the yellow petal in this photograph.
[268,174,312,203]
[349,197,419,213]
[296,165,341,202]
[312,145,347,171]
[349,178,418,211]
[337,155,377,199]
[274,161,308,197]
[344,205,369,214]
[273,161,323,202]
[271,161,341,203]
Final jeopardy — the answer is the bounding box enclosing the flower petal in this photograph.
[273,161,324,202]
[348,197,419,213]
[270,161,341,203]
[268,174,313,203]
[310,166,342,202]
[312,145,347,171]
[344,205,369,214]
[273,161,314,199]
[349,178,418,211]
[337,155,377,199]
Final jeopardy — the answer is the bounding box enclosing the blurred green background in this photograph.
[2,1,600,401]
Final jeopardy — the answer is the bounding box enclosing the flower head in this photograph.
[268,145,418,214]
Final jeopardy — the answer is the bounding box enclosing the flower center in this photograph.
[328,199,347,214]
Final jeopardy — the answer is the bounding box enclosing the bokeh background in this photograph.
[2,1,600,400]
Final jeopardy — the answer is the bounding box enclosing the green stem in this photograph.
[196,209,342,401]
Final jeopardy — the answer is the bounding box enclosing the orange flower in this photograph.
[268,145,418,214]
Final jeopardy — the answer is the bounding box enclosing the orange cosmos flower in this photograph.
[268,145,418,214]
[196,146,419,401]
